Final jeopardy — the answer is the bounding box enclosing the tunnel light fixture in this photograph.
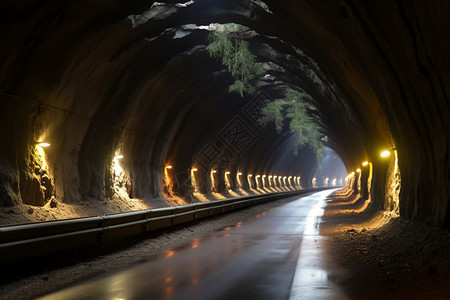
[248,174,253,177]
[269,175,272,179]
[288,176,292,179]
[262,175,266,178]
[237,172,242,176]
[356,168,361,173]
[362,161,369,166]
[166,165,173,169]
[114,155,124,160]
[256,175,260,178]
[225,171,230,175]
[192,168,198,172]
[283,176,287,179]
[37,142,50,147]
[351,172,355,175]
[380,150,391,158]
[211,170,217,173]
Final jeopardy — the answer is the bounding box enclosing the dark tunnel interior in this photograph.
[0,0,449,230]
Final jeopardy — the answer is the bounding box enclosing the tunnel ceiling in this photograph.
[1,1,449,226]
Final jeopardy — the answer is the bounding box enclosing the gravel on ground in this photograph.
[322,188,450,299]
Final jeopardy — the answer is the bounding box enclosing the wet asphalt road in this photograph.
[39,189,348,300]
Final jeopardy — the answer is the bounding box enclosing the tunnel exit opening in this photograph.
[313,148,347,188]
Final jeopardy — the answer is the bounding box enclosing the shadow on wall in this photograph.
[344,149,401,217]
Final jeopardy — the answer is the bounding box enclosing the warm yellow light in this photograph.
[262,175,266,178]
[192,168,198,172]
[114,155,124,159]
[256,175,260,178]
[237,172,242,176]
[351,172,355,175]
[248,174,253,177]
[283,176,287,179]
[288,176,292,179]
[274,176,277,179]
[211,170,217,173]
[166,165,173,169]
[356,168,361,173]
[362,161,369,166]
[269,176,272,179]
[225,171,230,175]
[38,142,50,147]
[380,150,391,158]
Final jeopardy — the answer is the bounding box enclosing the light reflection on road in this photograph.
[289,190,349,300]
[39,189,348,300]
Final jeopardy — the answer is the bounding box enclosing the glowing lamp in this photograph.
[38,142,50,147]
[114,155,124,159]
[225,171,230,175]
[262,175,266,178]
[356,168,361,173]
[380,150,391,158]
[192,168,198,172]
[256,175,260,178]
[166,165,173,169]
[237,172,242,176]
[248,174,253,177]
[211,170,217,173]
[362,161,369,166]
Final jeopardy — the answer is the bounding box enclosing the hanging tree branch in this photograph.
[207,24,263,97]
[259,88,324,162]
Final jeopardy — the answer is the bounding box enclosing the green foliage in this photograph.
[259,88,324,162]
[259,99,285,133]
[207,24,262,97]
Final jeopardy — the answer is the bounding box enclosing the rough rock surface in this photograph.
[0,1,448,230]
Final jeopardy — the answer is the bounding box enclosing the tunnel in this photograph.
[1,0,448,226]
[0,0,449,298]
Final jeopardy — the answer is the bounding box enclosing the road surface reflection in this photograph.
[39,189,348,300]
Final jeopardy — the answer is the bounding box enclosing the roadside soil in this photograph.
[322,188,450,299]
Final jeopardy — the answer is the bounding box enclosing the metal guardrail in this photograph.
[0,188,331,264]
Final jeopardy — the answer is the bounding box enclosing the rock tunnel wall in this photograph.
[0,1,448,227]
